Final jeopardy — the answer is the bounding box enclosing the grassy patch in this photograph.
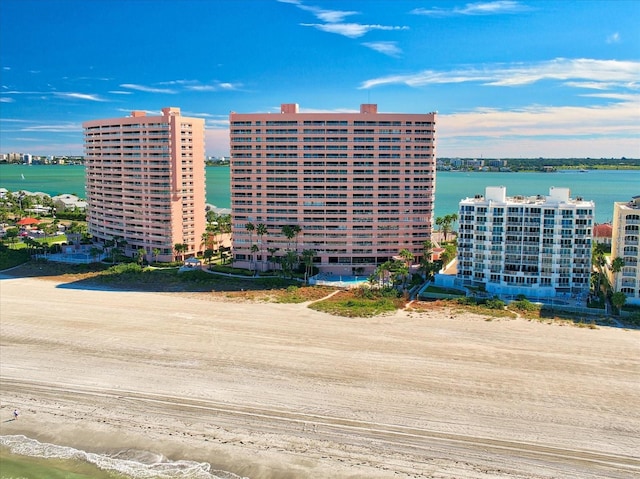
[309,287,404,317]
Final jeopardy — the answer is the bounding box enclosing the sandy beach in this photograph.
[1,273,639,478]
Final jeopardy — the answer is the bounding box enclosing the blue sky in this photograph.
[1,0,638,158]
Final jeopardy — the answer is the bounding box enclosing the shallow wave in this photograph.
[0,435,248,479]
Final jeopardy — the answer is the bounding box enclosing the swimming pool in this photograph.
[310,274,369,288]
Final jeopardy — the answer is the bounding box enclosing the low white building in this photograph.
[456,186,594,299]
[52,194,87,212]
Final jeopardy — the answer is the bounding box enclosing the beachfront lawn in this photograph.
[309,287,405,317]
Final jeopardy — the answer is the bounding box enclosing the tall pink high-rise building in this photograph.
[83,107,206,262]
[229,103,437,275]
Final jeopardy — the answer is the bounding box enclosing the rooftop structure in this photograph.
[228,103,437,274]
[457,186,594,299]
[83,107,206,262]
[611,196,640,305]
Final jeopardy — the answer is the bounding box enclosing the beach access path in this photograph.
[1,273,639,479]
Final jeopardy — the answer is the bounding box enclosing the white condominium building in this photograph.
[612,196,640,305]
[457,186,594,299]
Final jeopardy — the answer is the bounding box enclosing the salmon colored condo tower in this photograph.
[83,107,206,262]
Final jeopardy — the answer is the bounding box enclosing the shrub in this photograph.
[511,298,538,312]
[485,298,506,310]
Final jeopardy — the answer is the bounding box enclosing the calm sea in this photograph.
[1,164,638,223]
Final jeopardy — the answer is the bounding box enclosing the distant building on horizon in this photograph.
[228,103,437,274]
[83,107,206,262]
[456,186,594,299]
[611,196,640,305]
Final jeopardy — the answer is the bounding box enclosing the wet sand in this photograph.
[1,274,639,478]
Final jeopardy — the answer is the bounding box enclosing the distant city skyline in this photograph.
[1,0,639,158]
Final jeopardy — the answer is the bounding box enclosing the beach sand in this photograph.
[1,273,639,478]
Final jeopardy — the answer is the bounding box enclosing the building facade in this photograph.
[611,196,640,305]
[456,186,594,299]
[83,107,206,262]
[229,103,436,275]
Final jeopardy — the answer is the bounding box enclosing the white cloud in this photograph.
[362,41,402,57]
[186,82,241,92]
[120,83,177,94]
[412,1,530,17]
[0,97,15,103]
[301,22,408,39]
[18,122,81,133]
[54,92,107,102]
[279,0,358,23]
[108,90,133,95]
[360,58,640,89]
[606,32,621,44]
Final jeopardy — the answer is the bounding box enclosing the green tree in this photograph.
[174,243,187,262]
[301,249,316,284]
[136,248,146,265]
[419,240,437,279]
[611,257,625,273]
[152,248,161,264]
[256,223,268,272]
[267,247,278,272]
[611,291,627,314]
[398,248,414,268]
[3,229,18,247]
[89,246,103,262]
[203,248,214,265]
[281,225,295,251]
[250,244,259,275]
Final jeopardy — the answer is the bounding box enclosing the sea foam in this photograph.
[0,435,248,479]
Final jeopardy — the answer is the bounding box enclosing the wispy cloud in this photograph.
[120,83,177,94]
[18,122,82,133]
[278,0,358,23]
[302,22,408,39]
[108,90,133,95]
[139,79,241,92]
[360,58,640,89]
[412,1,530,17]
[362,41,402,57]
[54,92,107,102]
[606,32,621,44]
[0,97,15,103]
[438,98,639,157]
[186,82,241,92]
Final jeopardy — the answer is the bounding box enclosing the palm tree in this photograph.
[611,291,627,314]
[611,257,625,273]
[250,244,259,275]
[89,246,103,263]
[292,224,302,253]
[301,249,315,284]
[281,250,298,279]
[152,247,161,264]
[256,223,268,271]
[419,240,436,279]
[136,248,146,265]
[174,243,187,262]
[203,248,214,265]
[398,248,414,268]
[281,225,295,251]
[201,231,211,252]
[267,247,278,272]
[592,243,606,295]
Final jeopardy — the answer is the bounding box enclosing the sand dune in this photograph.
[1,273,639,478]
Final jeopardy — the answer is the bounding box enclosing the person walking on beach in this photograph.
[13,409,19,420]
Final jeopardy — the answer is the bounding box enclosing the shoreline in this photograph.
[1,274,639,478]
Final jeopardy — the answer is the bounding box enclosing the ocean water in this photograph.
[1,164,638,224]
[0,435,247,479]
